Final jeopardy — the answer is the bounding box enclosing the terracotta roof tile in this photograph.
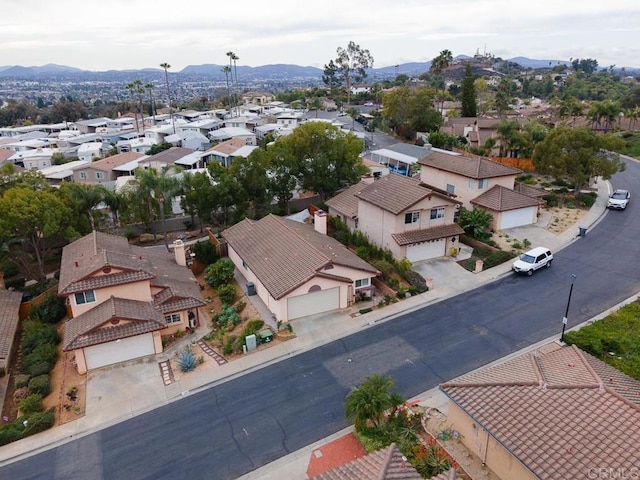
[78,151,143,171]
[355,175,432,215]
[471,185,544,212]
[441,345,640,480]
[207,138,247,155]
[419,152,521,179]
[312,443,423,480]
[392,224,464,246]
[513,182,547,198]
[222,215,377,299]
[63,296,165,350]
[0,290,23,362]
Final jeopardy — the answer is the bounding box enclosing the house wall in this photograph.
[419,167,516,209]
[74,348,88,375]
[68,280,152,318]
[446,401,537,480]
[73,167,115,184]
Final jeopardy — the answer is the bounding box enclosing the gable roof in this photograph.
[311,443,423,480]
[355,175,434,215]
[222,215,377,300]
[440,344,640,480]
[513,181,547,198]
[58,231,205,308]
[63,296,166,350]
[0,289,23,368]
[470,185,544,212]
[418,152,521,179]
[143,146,195,164]
[76,151,143,172]
[325,181,368,219]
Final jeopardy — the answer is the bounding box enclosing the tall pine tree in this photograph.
[461,64,477,117]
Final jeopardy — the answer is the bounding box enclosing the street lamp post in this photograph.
[561,274,577,343]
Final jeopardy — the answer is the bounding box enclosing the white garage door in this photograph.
[287,287,340,320]
[501,207,535,229]
[84,333,155,370]
[406,239,446,262]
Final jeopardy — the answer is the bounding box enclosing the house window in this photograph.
[430,207,445,220]
[404,211,420,224]
[165,313,181,325]
[74,290,96,305]
[468,179,475,188]
[355,278,370,289]
[478,179,488,189]
[96,172,105,179]
[79,172,87,179]
[446,184,455,194]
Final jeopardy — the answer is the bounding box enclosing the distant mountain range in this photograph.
[0,57,635,81]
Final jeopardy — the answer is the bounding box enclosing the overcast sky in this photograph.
[3,0,639,71]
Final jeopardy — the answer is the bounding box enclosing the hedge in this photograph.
[28,375,51,397]
[18,394,44,415]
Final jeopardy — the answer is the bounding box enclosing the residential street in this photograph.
[1,158,639,480]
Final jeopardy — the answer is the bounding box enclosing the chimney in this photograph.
[314,210,327,235]
[173,239,187,266]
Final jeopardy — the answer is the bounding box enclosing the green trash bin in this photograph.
[258,329,273,344]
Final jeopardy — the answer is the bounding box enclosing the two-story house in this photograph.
[59,231,206,374]
[73,152,144,184]
[327,174,463,262]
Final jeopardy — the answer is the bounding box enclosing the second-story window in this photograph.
[446,184,455,194]
[96,172,104,179]
[404,211,420,224]
[478,179,488,189]
[430,207,445,220]
[74,290,96,305]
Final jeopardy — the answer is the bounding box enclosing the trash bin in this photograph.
[258,329,273,344]
[246,282,256,296]
[578,226,587,237]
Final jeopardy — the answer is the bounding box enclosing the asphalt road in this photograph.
[4,158,640,480]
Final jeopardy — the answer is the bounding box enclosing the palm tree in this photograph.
[160,62,176,134]
[307,97,323,118]
[102,188,125,228]
[127,80,146,133]
[65,183,107,232]
[226,51,240,116]
[222,66,232,111]
[430,49,453,113]
[345,374,404,429]
[145,83,156,124]
[126,82,140,132]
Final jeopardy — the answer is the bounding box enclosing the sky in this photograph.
[2,0,640,71]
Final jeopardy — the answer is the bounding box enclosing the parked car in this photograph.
[363,102,374,107]
[607,189,630,210]
[512,247,553,276]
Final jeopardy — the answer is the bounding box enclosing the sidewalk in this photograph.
[0,180,611,470]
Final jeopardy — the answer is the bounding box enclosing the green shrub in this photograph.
[1,262,19,278]
[388,277,399,290]
[22,411,55,436]
[356,246,370,259]
[14,374,30,389]
[22,343,57,376]
[544,192,559,207]
[222,335,237,356]
[575,192,597,207]
[215,304,241,328]
[28,375,51,397]
[396,287,407,299]
[18,394,44,415]
[27,362,52,377]
[30,295,66,324]
[371,260,394,279]
[403,270,427,293]
[483,250,517,269]
[124,230,138,240]
[178,347,197,373]
[204,259,235,287]
[359,307,373,314]
[22,320,60,355]
[242,320,264,337]
[192,241,219,266]
[216,283,236,304]
[5,277,26,289]
[0,426,23,446]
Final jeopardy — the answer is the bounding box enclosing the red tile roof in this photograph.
[392,224,464,246]
[355,175,433,215]
[77,151,143,171]
[0,289,23,369]
[441,345,640,480]
[325,182,368,219]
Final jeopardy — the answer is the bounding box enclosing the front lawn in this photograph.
[564,299,640,381]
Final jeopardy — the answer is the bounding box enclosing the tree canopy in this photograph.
[532,126,626,192]
[324,41,374,105]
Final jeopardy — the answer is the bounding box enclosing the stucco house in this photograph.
[58,232,206,374]
[221,212,379,322]
[73,152,144,184]
[329,174,464,262]
[470,185,545,230]
[440,344,640,480]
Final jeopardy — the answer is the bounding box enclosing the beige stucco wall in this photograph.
[446,401,537,480]
[489,206,539,231]
[420,167,516,209]
[68,280,152,318]
[74,348,88,375]
[153,331,163,353]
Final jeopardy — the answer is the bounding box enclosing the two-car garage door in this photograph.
[286,287,340,320]
[406,239,446,262]
[84,333,155,370]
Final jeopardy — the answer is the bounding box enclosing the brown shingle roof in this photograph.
[392,224,464,246]
[311,443,423,480]
[440,345,640,480]
[471,185,544,212]
[144,146,195,164]
[325,182,368,219]
[222,215,377,300]
[63,296,165,350]
[418,152,521,179]
[355,175,432,215]
[207,138,247,155]
[0,289,23,363]
[78,151,143,171]
[513,182,547,198]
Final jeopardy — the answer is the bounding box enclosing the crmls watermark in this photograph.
[588,468,640,479]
